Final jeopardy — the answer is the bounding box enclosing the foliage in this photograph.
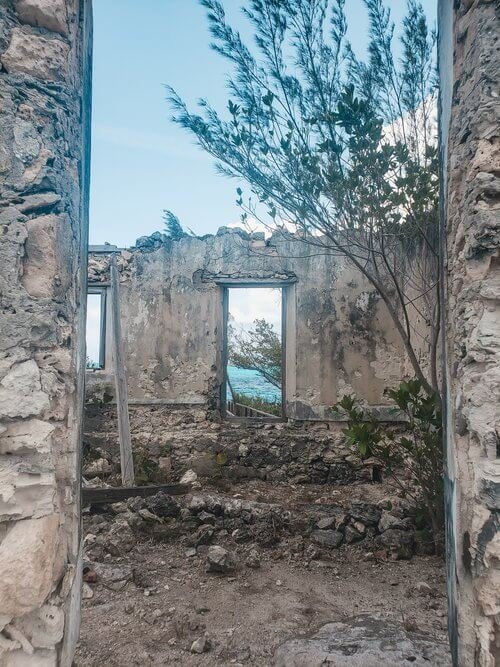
[163,210,187,240]
[232,391,282,417]
[86,355,100,370]
[229,318,282,388]
[333,378,443,550]
[167,0,440,396]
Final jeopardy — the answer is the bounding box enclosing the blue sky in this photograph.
[90,0,436,248]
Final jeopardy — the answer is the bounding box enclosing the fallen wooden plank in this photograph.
[82,483,189,506]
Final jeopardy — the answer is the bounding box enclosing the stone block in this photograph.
[22,215,65,298]
[0,361,49,419]
[15,0,69,35]
[0,420,54,455]
[0,515,63,618]
[0,458,56,521]
[1,29,69,82]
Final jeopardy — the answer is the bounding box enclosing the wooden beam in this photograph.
[82,484,188,506]
[110,255,135,486]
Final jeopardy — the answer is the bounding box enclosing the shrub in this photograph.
[333,379,443,553]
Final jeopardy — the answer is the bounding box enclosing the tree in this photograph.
[229,318,282,388]
[167,0,439,396]
[163,210,187,240]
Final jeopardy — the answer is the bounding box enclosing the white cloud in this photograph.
[228,287,282,333]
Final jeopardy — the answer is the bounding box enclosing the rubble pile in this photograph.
[83,486,433,575]
[83,410,383,487]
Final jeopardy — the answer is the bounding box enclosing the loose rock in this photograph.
[205,545,236,574]
[310,530,343,549]
[190,635,211,654]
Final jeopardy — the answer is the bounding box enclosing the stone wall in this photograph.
[439,0,500,664]
[83,404,378,487]
[0,1,91,665]
[86,229,423,418]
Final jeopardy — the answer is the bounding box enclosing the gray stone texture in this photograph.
[273,613,451,666]
[440,0,500,664]
[0,0,90,664]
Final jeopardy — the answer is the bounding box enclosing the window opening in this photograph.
[86,290,106,369]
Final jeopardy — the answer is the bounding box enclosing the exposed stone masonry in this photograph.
[440,0,500,664]
[0,1,90,664]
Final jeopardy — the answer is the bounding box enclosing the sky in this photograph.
[89,0,437,248]
[229,287,282,332]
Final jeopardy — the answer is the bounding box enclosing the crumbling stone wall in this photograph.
[439,0,500,664]
[87,229,416,417]
[0,1,91,664]
[83,404,379,487]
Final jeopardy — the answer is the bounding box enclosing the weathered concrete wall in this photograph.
[439,0,500,664]
[87,229,415,418]
[0,0,91,664]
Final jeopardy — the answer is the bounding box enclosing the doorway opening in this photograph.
[222,285,285,420]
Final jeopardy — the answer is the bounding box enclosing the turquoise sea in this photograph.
[227,365,281,402]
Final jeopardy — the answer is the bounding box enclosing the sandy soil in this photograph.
[76,536,447,666]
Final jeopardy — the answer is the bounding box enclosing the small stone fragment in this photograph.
[82,583,94,599]
[190,636,211,654]
[245,548,261,569]
[414,581,434,596]
[180,469,198,485]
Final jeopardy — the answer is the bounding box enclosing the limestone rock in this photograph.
[345,525,364,544]
[190,636,211,654]
[18,193,61,215]
[0,420,54,455]
[311,529,343,549]
[12,604,64,650]
[0,458,56,521]
[0,515,62,618]
[15,0,68,35]
[145,491,180,518]
[378,511,411,532]
[180,469,198,485]
[0,361,49,419]
[1,29,69,82]
[350,502,381,526]
[205,545,236,573]
[82,458,111,477]
[92,562,133,586]
[245,548,261,569]
[273,613,451,666]
[22,215,62,298]
[1,649,57,666]
[378,529,415,560]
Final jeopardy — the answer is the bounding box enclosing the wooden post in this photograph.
[110,255,135,486]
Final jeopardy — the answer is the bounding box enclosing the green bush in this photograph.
[333,379,444,553]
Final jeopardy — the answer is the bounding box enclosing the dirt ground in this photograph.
[76,481,448,666]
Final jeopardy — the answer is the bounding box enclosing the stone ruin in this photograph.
[0,0,498,665]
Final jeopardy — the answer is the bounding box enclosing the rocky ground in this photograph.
[75,480,449,666]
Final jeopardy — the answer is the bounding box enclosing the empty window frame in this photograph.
[86,288,107,370]
[222,284,285,421]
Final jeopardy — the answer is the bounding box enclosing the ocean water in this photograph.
[227,365,281,402]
